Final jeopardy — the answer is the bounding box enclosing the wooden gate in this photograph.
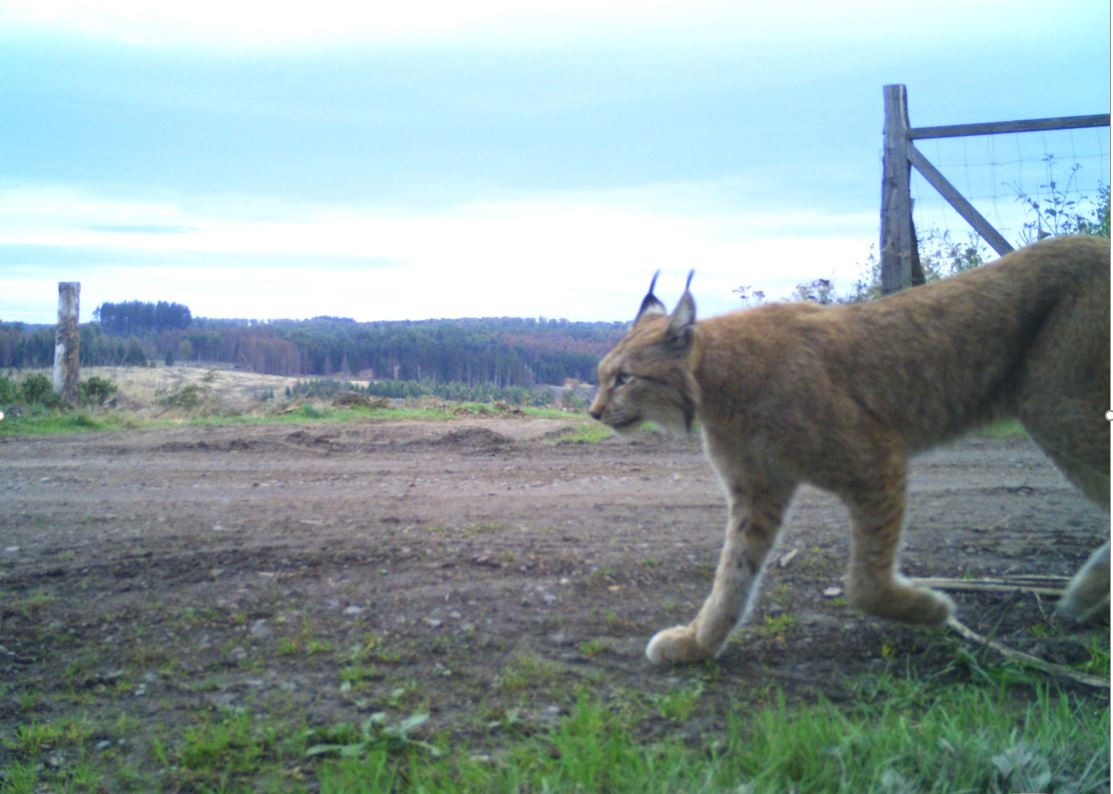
[879,83,1109,293]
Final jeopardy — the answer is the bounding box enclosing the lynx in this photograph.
[589,235,1110,665]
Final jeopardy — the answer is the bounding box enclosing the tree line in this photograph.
[94,300,192,336]
[0,311,626,387]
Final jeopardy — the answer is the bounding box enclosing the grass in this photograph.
[3,653,1108,792]
[550,422,615,444]
[0,409,144,436]
[0,398,592,437]
[979,419,1028,440]
[309,681,1108,793]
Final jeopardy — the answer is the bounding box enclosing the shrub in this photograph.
[19,373,57,405]
[159,383,211,410]
[0,374,16,403]
[79,376,118,406]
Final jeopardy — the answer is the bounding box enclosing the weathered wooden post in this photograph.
[53,282,80,406]
[879,84,923,294]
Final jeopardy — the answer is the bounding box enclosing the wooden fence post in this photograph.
[881,87,1106,278]
[53,282,80,406]
[879,84,924,294]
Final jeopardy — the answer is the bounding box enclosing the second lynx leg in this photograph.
[844,471,954,625]
[646,479,794,665]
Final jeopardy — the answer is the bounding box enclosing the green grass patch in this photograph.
[3,678,1106,792]
[551,422,615,444]
[0,409,142,436]
[5,715,95,756]
[0,395,582,437]
[313,683,1107,793]
[653,680,705,722]
[979,419,1028,440]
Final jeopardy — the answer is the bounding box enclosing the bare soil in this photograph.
[0,411,1108,778]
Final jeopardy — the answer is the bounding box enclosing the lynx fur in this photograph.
[589,235,1110,665]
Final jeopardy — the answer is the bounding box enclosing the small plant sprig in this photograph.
[305,712,441,760]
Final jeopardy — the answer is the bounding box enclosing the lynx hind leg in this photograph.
[646,479,794,665]
[844,468,954,626]
[1057,542,1110,623]
[1013,299,1109,623]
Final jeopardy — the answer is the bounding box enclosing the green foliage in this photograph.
[5,315,622,386]
[917,229,988,281]
[313,683,1107,793]
[0,374,125,436]
[94,299,192,336]
[18,373,56,405]
[991,741,1053,792]
[289,376,554,406]
[305,712,441,760]
[158,383,212,411]
[0,373,16,403]
[5,716,94,756]
[551,422,615,444]
[182,708,269,779]
[1014,155,1111,243]
[789,278,838,304]
[652,680,705,721]
[745,157,1108,305]
[0,372,70,410]
[78,375,118,406]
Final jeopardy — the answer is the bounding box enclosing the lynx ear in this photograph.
[665,270,696,351]
[634,270,667,325]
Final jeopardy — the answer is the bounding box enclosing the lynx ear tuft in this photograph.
[635,270,667,325]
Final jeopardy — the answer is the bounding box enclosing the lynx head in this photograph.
[589,271,698,436]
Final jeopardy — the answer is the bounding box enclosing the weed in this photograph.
[991,741,1052,792]
[17,690,42,711]
[551,423,614,444]
[578,639,608,658]
[340,632,398,665]
[179,709,264,775]
[306,712,441,760]
[979,420,1028,440]
[497,651,566,697]
[275,637,300,656]
[464,521,504,534]
[159,383,213,411]
[339,664,381,692]
[756,613,798,639]
[586,566,617,589]
[12,591,57,619]
[1,761,38,792]
[6,716,93,756]
[653,680,705,722]
[1080,634,1111,677]
[384,681,422,709]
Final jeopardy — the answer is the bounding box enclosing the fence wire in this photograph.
[910,126,1109,250]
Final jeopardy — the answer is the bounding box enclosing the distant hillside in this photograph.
[0,311,626,387]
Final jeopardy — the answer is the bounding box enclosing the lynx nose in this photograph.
[588,406,602,421]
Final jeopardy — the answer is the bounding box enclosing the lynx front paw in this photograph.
[645,625,712,665]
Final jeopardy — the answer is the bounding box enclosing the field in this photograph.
[0,368,1109,791]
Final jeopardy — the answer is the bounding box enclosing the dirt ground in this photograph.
[0,412,1109,779]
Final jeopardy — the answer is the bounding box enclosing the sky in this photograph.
[0,0,1109,324]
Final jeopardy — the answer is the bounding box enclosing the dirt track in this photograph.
[1,416,1108,773]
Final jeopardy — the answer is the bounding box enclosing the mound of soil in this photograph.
[427,426,514,448]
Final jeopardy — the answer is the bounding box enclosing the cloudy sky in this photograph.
[0,0,1108,324]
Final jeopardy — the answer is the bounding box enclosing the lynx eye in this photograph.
[615,371,633,387]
